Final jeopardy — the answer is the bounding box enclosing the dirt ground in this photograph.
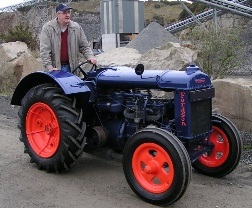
[0,96,252,208]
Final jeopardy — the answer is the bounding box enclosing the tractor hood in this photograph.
[93,65,212,90]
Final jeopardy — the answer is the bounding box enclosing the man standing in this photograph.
[40,3,97,72]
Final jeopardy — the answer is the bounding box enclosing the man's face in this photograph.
[57,9,71,25]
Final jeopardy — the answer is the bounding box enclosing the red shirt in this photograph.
[61,29,69,64]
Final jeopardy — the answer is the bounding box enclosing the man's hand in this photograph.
[49,68,60,71]
[46,65,60,71]
[87,58,97,65]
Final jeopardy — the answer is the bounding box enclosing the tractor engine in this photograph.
[87,89,174,150]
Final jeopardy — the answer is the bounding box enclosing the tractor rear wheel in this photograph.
[192,114,243,177]
[18,83,86,172]
[123,127,191,206]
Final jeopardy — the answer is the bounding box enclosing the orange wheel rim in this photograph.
[199,126,230,167]
[26,102,60,158]
[132,143,174,194]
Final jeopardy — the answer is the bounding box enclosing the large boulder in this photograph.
[0,41,43,93]
[213,78,252,133]
[96,47,141,67]
[139,42,198,70]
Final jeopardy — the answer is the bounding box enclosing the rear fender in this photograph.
[11,71,91,106]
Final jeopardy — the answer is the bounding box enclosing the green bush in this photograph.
[153,14,164,26]
[17,5,32,12]
[179,2,208,20]
[183,25,245,79]
[0,24,38,50]
[154,3,161,9]
[163,1,181,6]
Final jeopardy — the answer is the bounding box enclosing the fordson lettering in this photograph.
[181,92,186,126]
[195,78,206,84]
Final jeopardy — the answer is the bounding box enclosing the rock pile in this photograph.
[126,21,179,54]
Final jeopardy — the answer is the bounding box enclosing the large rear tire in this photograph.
[18,83,86,172]
[192,114,243,177]
[123,127,191,206]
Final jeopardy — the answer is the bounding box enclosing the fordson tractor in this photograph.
[11,62,242,206]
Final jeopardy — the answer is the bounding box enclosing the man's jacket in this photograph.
[40,18,94,70]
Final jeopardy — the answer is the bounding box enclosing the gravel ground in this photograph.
[0,96,19,119]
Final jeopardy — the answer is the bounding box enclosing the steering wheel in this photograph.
[72,61,97,79]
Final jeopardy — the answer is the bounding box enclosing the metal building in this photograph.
[100,0,144,52]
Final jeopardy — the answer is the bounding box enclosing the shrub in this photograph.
[179,2,208,20]
[0,24,38,50]
[163,1,181,6]
[154,4,161,9]
[153,14,164,26]
[183,25,245,79]
[17,5,32,13]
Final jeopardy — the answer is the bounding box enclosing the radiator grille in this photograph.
[191,99,211,136]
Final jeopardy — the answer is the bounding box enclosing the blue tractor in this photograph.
[11,62,242,206]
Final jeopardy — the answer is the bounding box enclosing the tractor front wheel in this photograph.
[123,127,191,206]
[192,114,243,177]
[18,83,86,172]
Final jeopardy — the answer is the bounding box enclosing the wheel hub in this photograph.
[45,124,53,135]
[198,126,229,167]
[143,160,158,174]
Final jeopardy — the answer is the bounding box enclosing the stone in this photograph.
[138,42,198,70]
[0,41,43,93]
[96,47,141,68]
[213,78,252,133]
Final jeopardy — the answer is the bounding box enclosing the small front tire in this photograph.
[123,127,191,206]
[192,114,243,177]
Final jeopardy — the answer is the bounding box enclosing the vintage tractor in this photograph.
[11,62,242,206]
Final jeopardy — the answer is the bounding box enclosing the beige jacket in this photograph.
[40,18,94,70]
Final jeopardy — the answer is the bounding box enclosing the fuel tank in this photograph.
[90,65,212,90]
